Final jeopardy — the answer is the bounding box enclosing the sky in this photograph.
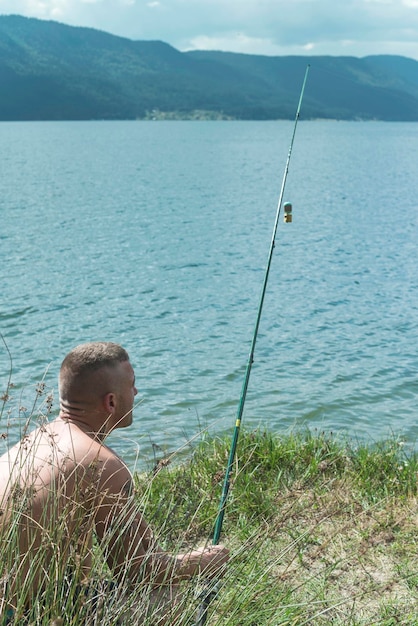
[0,0,418,60]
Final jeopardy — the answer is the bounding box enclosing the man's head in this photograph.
[59,342,137,432]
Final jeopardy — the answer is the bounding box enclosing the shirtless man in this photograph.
[0,342,229,623]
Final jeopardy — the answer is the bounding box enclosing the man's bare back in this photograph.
[0,342,229,622]
[0,417,129,586]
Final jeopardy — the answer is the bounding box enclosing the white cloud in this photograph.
[186,33,281,55]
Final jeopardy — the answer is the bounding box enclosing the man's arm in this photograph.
[93,457,229,585]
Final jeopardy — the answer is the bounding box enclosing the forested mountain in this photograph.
[1,14,418,121]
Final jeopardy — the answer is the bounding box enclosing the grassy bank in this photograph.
[2,384,418,625]
[135,429,418,625]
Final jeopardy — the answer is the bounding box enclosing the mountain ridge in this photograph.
[1,14,418,121]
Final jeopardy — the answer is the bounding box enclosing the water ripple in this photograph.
[1,120,418,466]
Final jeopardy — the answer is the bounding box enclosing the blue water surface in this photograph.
[1,120,418,468]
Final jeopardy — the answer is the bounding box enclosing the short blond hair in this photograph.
[59,342,130,404]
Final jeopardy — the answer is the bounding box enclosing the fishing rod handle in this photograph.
[195,581,220,626]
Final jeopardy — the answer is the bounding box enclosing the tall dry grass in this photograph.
[2,357,418,624]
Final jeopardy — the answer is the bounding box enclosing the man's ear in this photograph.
[103,392,116,414]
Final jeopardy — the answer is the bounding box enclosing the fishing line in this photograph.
[195,64,310,626]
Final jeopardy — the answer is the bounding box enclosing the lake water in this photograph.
[1,120,418,469]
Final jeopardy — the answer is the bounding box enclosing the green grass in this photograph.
[2,373,418,624]
[134,429,418,625]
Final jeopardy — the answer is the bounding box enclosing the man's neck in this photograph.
[58,412,109,442]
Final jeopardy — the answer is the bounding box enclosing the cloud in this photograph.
[165,0,418,59]
[130,0,418,58]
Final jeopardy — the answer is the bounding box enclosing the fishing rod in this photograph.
[196,64,310,626]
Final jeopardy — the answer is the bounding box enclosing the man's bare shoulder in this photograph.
[75,436,132,496]
[71,431,131,487]
[45,419,133,493]
[0,419,133,499]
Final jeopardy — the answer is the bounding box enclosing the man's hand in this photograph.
[176,545,229,580]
